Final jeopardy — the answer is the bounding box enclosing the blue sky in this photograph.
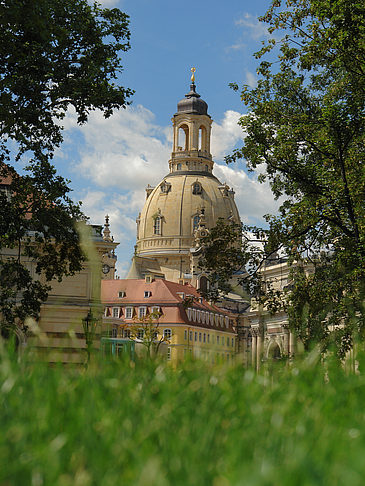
[53,0,280,277]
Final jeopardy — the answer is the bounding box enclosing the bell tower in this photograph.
[170,68,213,174]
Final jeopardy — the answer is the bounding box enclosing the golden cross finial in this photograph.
[191,67,196,83]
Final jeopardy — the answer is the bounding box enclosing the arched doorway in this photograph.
[267,342,281,360]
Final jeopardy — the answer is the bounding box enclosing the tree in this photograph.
[201,0,365,357]
[0,0,133,337]
[128,311,170,359]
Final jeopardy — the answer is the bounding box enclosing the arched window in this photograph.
[154,216,161,235]
[205,165,209,172]
[193,215,200,231]
[192,182,202,195]
[198,126,207,151]
[199,276,208,294]
[178,125,189,151]
[176,163,182,171]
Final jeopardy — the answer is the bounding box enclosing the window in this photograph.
[163,329,172,339]
[151,306,160,316]
[137,329,144,340]
[207,334,210,343]
[217,335,220,344]
[193,215,200,231]
[232,338,234,347]
[184,330,187,340]
[154,216,161,235]
[167,347,171,360]
[123,329,131,338]
[203,333,206,343]
[189,330,193,341]
[194,332,197,342]
[227,337,230,347]
[192,182,202,195]
[177,292,185,299]
[138,307,147,318]
[125,307,133,319]
[177,163,182,170]
[118,291,126,298]
[205,165,208,172]
[199,332,202,342]
[112,327,118,338]
[215,314,219,325]
[144,291,152,298]
[112,307,119,318]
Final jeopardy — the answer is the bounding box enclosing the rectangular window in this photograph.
[227,337,229,346]
[199,332,202,342]
[203,333,206,343]
[138,307,147,318]
[189,330,193,341]
[208,334,210,343]
[163,329,172,339]
[144,291,152,298]
[217,335,219,344]
[194,332,197,342]
[123,329,131,338]
[112,307,119,318]
[184,330,187,340]
[118,291,126,298]
[137,329,144,340]
[125,307,133,319]
[151,306,160,315]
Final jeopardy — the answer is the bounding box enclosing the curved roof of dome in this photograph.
[177,83,208,115]
[137,172,240,255]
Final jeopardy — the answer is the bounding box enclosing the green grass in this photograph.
[2,345,365,486]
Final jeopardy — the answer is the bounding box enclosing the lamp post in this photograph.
[82,309,98,367]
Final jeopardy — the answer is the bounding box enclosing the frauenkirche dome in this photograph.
[128,70,240,289]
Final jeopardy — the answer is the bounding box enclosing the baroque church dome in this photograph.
[130,72,240,285]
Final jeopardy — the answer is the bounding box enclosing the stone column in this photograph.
[289,331,295,358]
[256,333,262,371]
[251,330,257,369]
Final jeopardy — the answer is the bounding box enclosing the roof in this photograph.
[101,278,235,330]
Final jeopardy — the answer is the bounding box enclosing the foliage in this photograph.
[128,311,169,358]
[203,0,365,356]
[0,0,133,335]
[3,344,365,484]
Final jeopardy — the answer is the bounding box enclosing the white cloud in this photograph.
[211,110,245,160]
[214,163,281,225]
[245,70,257,88]
[64,103,279,267]
[235,13,271,40]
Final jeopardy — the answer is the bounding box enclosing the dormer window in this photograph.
[160,181,171,194]
[192,182,202,195]
[144,291,152,298]
[118,291,126,298]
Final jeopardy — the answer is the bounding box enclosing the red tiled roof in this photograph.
[101,278,235,331]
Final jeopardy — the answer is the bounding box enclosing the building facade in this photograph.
[102,277,237,365]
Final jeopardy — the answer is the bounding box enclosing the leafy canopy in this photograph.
[0,0,133,335]
[201,0,365,356]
